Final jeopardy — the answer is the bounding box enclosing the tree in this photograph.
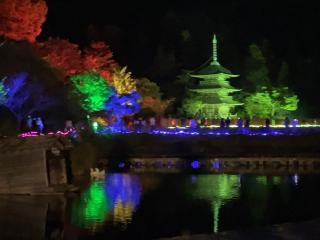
[112,66,136,95]
[182,93,204,118]
[0,0,47,42]
[0,39,64,88]
[105,92,141,129]
[36,38,83,79]
[136,78,162,99]
[244,87,299,119]
[277,61,289,85]
[70,72,113,113]
[244,92,273,119]
[136,77,172,116]
[245,43,270,90]
[83,41,116,80]
[0,72,55,121]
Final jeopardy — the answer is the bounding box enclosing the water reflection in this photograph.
[256,176,282,186]
[293,174,299,185]
[71,181,111,232]
[190,174,240,233]
[0,196,65,239]
[106,173,141,228]
[71,173,141,232]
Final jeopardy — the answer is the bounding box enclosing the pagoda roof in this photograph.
[191,59,233,76]
[190,86,241,93]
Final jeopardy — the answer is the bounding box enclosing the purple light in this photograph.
[18,129,75,138]
[191,160,200,169]
[18,131,38,137]
[212,160,220,169]
[118,162,125,168]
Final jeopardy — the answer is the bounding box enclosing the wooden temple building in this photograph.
[189,34,242,118]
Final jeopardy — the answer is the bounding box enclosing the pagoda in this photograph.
[188,34,242,119]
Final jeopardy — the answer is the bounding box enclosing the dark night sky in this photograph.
[42,0,320,114]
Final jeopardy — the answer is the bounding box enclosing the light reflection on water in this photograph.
[70,173,304,235]
[71,173,141,232]
[106,174,141,228]
[71,181,111,232]
[189,175,240,233]
[3,171,320,239]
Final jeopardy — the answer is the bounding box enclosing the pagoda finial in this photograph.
[211,34,220,66]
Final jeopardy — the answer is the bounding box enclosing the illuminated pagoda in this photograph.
[189,34,242,118]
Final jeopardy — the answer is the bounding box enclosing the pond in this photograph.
[67,173,320,239]
[1,172,320,239]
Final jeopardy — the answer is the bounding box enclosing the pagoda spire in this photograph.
[211,34,220,66]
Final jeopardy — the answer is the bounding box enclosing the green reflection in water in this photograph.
[256,176,268,185]
[71,181,111,232]
[191,175,240,233]
[256,176,282,186]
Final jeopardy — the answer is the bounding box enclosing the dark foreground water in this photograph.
[1,173,320,239]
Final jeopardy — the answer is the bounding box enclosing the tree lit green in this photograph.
[244,87,299,119]
[70,72,113,112]
[242,43,299,119]
[182,93,204,117]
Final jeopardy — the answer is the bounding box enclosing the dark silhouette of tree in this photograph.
[0,0,47,42]
[244,43,270,90]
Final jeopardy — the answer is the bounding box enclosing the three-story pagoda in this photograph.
[189,34,242,118]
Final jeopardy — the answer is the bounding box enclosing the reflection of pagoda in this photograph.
[189,34,242,118]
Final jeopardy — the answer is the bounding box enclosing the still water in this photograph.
[1,173,320,239]
[68,173,320,239]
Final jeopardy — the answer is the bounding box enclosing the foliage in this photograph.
[175,70,192,85]
[218,105,231,119]
[112,66,136,95]
[70,72,113,113]
[136,77,173,115]
[36,38,83,78]
[0,39,64,88]
[105,91,141,129]
[136,77,162,99]
[182,93,204,118]
[141,97,173,116]
[282,94,299,111]
[245,43,270,89]
[0,0,47,42]
[244,92,273,118]
[1,72,55,121]
[244,87,299,119]
[105,91,140,117]
[243,44,299,119]
[83,41,116,80]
